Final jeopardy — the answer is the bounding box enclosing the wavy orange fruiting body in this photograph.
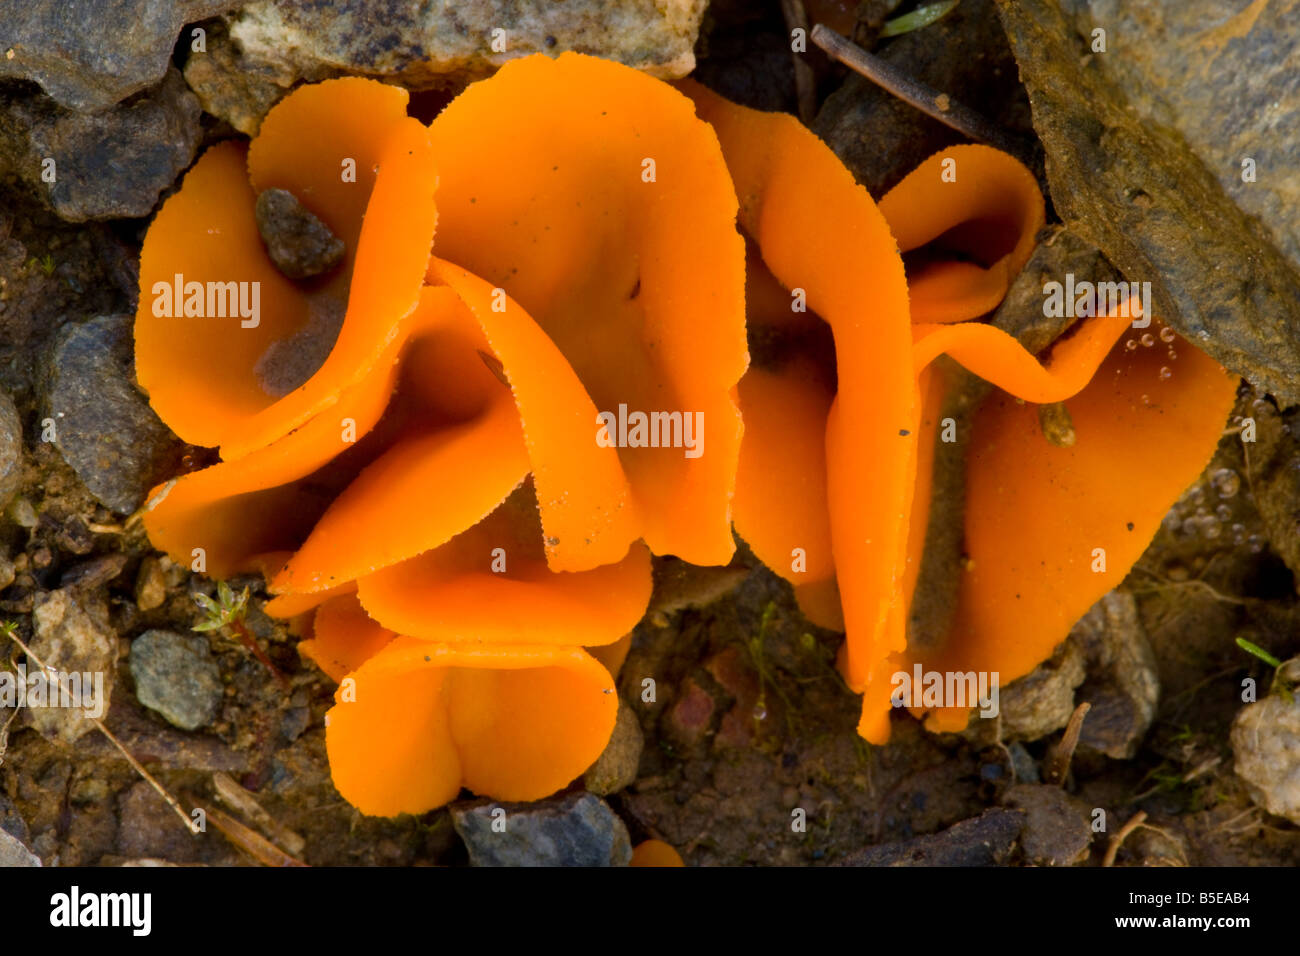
[683,82,1236,744]
[135,57,751,817]
[683,79,916,698]
[427,53,748,571]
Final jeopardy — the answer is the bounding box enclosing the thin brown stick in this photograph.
[781,0,818,124]
[187,796,308,867]
[1045,701,1091,786]
[5,630,198,837]
[810,23,1030,158]
[1103,810,1148,867]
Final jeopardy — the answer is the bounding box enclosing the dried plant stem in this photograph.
[1045,701,1091,786]
[1103,810,1148,867]
[781,0,818,123]
[230,618,289,690]
[810,24,1029,158]
[187,795,308,867]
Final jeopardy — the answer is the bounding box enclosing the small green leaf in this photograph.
[1236,637,1283,670]
[880,0,959,38]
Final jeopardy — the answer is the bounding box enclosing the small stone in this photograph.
[255,188,346,279]
[647,558,748,625]
[42,314,183,514]
[129,629,223,731]
[1231,692,1300,824]
[0,68,202,221]
[1001,784,1092,866]
[135,556,168,611]
[0,549,14,591]
[450,791,633,867]
[0,387,21,510]
[60,552,127,590]
[0,828,40,867]
[25,589,117,744]
[584,700,643,796]
[8,496,37,528]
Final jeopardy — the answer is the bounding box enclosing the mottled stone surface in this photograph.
[42,315,183,515]
[24,588,116,744]
[129,630,223,731]
[255,188,345,280]
[0,388,21,511]
[0,68,202,221]
[997,0,1300,403]
[224,0,708,91]
[838,808,1025,866]
[451,792,633,867]
[0,0,236,112]
[1232,692,1300,824]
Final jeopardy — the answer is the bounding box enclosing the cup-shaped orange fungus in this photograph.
[135,55,747,815]
[325,638,619,816]
[683,81,1237,744]
[630,839,685,867]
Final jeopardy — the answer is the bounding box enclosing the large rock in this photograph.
[1055,0,1300,271]
[451,791,633,867]
[837,808,1026,866]
[225,0,706,88]
[0,0,236,112]
[42,314,183,515]
[0,68,202,222]
[996,0,1300,404]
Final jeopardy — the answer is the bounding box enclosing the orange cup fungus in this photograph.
[630,839,685,867]
[135,52,1237,819]
[136,56,744,816]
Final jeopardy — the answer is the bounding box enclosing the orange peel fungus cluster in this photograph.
[137,57,744,817]
[135,53,1237,818]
